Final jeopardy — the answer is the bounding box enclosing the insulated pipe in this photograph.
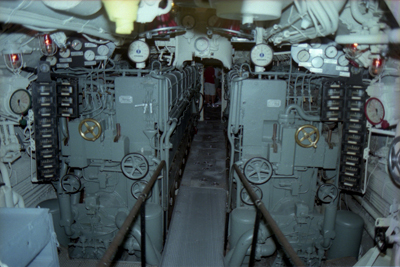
[131,225,161,266]
[310,1,332,35]
[12,190,25,208]
[320,0,339,33]
[285,104,320,121]
[233,164,306,267]
[350,0,370,25]
[226,229,254,267]
[98,161,165,267]
[321,204,337,248]
[0,161,11,187]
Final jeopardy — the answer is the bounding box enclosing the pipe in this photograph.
[285,104,320,121]
[131,225,161,266]
[350,0,370,25]
[0,162,11,187]
[321,204,337,248]
[226,229,254,267]
[233,164,306,267]
[97,160,166,267]
[12,190,25,208]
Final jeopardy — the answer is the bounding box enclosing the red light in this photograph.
[11,54,19,64]
[372,58,382,67]
[351,43,358,49]
[44,34,52,46]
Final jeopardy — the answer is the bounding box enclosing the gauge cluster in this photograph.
[291,42,350,77]
[53,37,115,68]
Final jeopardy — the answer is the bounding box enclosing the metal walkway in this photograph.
[160,119,227,267]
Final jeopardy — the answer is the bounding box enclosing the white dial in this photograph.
[365,97,385,125]
[84,50,95,61]
[182,15,196,29]
[325,46,338,58]
[59,49,70,58]
[297,50,310,62]
[128,41,150,63]
[9,89,31,114]
[250,44,273,67]
[46,56,57,66]
[97,45,109,56]
[311,57,324,68]
[338,54,349,66]
[194,37,209,52]
[71,39,83,50]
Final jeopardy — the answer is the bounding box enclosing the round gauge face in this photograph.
[182,15,196,29]
[71,39,83,50]
[365,97,385,125]
[84,50,95,61]
[250,44,273,67]
[338,54,349,66]
[207,15,219,27]
[128,40,150,63]
[97,45,109,56]
[9,89,31,114]
[59,49,70,58]
[311,56,324,68]
[46,56,57,66]
[297,50,310,62]
[325,46,338,58]
[194,37,209,52]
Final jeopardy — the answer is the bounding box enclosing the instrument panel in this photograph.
[53,37,115,68]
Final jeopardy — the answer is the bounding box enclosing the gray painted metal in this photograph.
[160,186,226,267]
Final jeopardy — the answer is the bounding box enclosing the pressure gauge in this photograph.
[311,56,324,68]
[365,97,385,125]
[338,54,349,66]
[182,15,196,29]
[250,44,273,67]
[84,50,95,61]
[59,49,70,58]
[71,39,83,50]
[325,46,338,58]
[46,56,57,66]
[208,15,219,27]
[9,89,31,114]
[128,40,150,63]
[297,50,310,62]
[97,45,109,56]
[194,37,209,52]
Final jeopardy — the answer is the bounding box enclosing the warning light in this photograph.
[369,57,384,76]
[4,53,23,72]
[346,43,361,58]
[39,34,57,56]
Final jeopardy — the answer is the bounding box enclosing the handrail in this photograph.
[97,160,166,267]
[232,164,306,267]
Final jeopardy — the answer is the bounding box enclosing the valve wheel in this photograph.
[388,136,400,186]
[295,124,320,148]
[240,185,263,205]
[243,157,273,184]
[131,181,152,199]
[317,183,338,203]
[78,118,102,141]
[121,153,149,179]
[139,26,186,38]
[61,174,81,193]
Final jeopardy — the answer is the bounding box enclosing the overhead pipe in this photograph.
[233,164,306,267]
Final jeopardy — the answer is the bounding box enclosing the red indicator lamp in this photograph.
[369,57,384,76]
[39,34,57,56]
[4,53,23,72]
